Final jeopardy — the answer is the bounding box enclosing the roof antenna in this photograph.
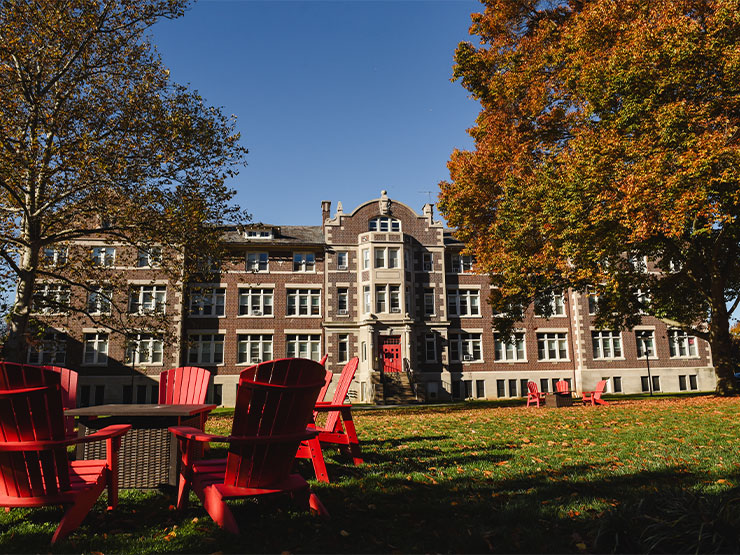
[418,191,435,204]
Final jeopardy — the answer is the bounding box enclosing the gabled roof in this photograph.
[221,225,325,246]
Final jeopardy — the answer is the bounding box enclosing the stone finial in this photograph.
[336,201,343,215]
[423,203,433,218]
[379,190,391,215]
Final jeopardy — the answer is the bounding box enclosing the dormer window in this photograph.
[244,229,273,239]
[369,217,400,232]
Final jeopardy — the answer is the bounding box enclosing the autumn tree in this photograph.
[0,0,247,361]
[439,0,740,394]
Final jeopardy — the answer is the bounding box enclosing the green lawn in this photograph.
[2,395,739,553]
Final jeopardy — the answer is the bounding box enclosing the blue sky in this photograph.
[152,0,481,225]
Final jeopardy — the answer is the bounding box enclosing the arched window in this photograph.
[369,216,400,232]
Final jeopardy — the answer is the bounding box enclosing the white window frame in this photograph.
[125,333,164,365]
[287,288,321,317]
[669,329,698,358]
[447,289,480,317]
[238,287,273,316]
[87,285,112,315]
[374,247,400,269]
[537,332,569,361]
[424,333,437,362]
[450,254,473,273]
[137,246,162,268]
[362,249,370,270]
[286,334,321,361]
[43,246,68,267]
[338,334,349,363]
[293,252,316,273]
[237,334,273,365]
[33,283,71,314]
[188,333,224,365]
[592,330,623,359]
[423,289,435,316]
[494,332,526,362]
[368,216,400,232]
[188,286,225,317]
[336,251,348,270]
[422,252,433,271]
[635,329,656,358]
[83,332,109,366]
[129,285,167,314]
[449,332,483,363]
[91,246,116,267]
[337,288,349,314]
[246,252,269,272]
[244,229,273,239]
[587,289,600,315]
[535,292,566,317]
[375,285,386,313]
[363,285,371,313]
[27,332,67,365]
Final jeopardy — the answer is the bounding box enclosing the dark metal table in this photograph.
[544,393,574,408]
[66,403,216,489]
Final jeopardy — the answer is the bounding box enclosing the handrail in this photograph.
[403,358,419,401]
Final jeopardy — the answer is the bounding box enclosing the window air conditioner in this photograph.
[251,358,261,364]
[423,263,432,271]
[463,355,473,361]
[251,310,262,316]
[390,308,401,313]
[337,309,348,315]
[338,265,348,270]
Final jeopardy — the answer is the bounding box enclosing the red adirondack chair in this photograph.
[526,381,546,407]
[555,380,571,395]
[582,380,610,406]
[316,354,332,404]
[296,357,362,482]
[169,358,329,534]
[41,365,79,438]
[159,366,211,405]
[0,383,129,544]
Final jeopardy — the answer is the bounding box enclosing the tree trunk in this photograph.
[709,298,739,396]
[2,242,37,363]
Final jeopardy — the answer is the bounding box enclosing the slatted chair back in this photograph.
[225,358,325,489]
[159,366,211,405]
[593,380,607,401]
[0,384,71,501]
[527,381,539,396]
[0,361,61,390]
[555,380,570,394]
[41,366,78,437]
[324,358,359,433]
[316,355,332,405]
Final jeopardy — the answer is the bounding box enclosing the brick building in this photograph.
[29,191,715,406]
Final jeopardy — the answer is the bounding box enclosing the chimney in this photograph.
[321,200,331,223]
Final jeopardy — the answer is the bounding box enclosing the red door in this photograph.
[381,337,402,373]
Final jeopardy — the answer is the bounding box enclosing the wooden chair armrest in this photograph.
[313,403,353,411]
[0,424,131,451]
[168,426,227,443]
[169,427,319,444]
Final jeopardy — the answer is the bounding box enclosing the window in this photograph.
[337,288,348,314]
[237,334,273,364]
[293,252,315,272]
[246,252,269,272]
[449,332,483,362]
[87,286,112,315]
[669,330,698,358]
[188,287,224,317]
[83,333,108,365]
[496,379,505,398]
[375,285,386,313]
[33,284,70,314]
[361,341,367,361]
[129,285,166,314]
[43,246,67,266]
[587,291,600,315]
[423,289,434,316]
[425,333,436,362]
[137,246,162,268]
[476,380,485,398]
[287,288,321,316]
[238,288,273,316]
[447,289,480,317]
[27,332,66,365]
[537,332,568,361]
[337,251,348,269]
[635,289,651,314]
[540,379,549,393]
[494,332,526,361]
[450,254,473,273]
[508,379,517,397]
[422,253,433,271]
[244,229,273,239]
[612,376,622,393]
[635,330,655,358]
[592,331,622,359]
[363,286,371,313]
[679,375,687,391]
[125,334,163,365]
[338,334,349,363]
[368,216,400,232]
[630,255,648,273]
[91,246,115,267]
[362,249,370,270]
[652,375,661,392]
[188,334,224,365]
[535,292,565,317]
[286,334,321,361]
[389,285,401,312]
[374,247,400,269]
[641,376,650,392]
